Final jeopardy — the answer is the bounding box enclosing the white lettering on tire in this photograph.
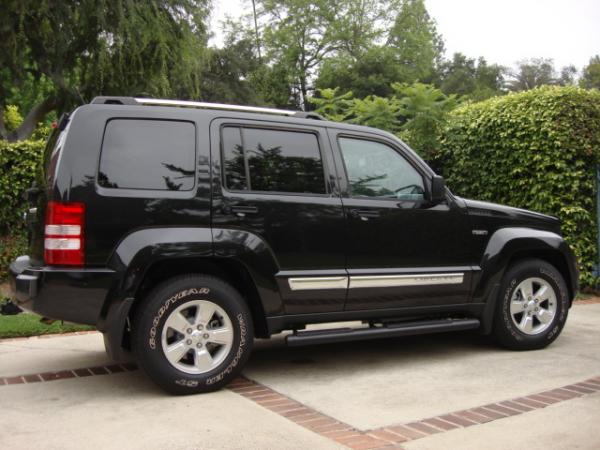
[148,287,210,349]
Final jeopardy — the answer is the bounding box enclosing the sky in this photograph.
[210,0,600,70]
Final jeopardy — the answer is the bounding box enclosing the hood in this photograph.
[460,198,561,232]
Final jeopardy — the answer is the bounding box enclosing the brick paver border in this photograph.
[230,375,600,450]
[0,362,138,385]
[0,330,99,343]
[575,297,600,305]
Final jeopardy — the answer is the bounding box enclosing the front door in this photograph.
[329,130,474,311]
[211,119,347,315]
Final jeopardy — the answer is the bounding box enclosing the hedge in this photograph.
[0,139,45,279]
[435,86,600,287]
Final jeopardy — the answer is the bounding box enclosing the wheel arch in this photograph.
[131,257,270,339]
[99,227,282,360]
[477,227,578,334]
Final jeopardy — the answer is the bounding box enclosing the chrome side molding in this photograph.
[349,273,464,289]
[288,276,349,291]
[288,273,464,291]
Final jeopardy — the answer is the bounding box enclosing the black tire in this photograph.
[492,259,569,350]
[132,274,253,395]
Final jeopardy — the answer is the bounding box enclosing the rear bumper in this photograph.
[9,255,115,326]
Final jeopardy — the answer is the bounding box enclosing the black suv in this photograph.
[10,97,578,394]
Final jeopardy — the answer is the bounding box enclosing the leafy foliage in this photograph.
[3,105,23,132]
[0,139,45,233]
[393,83,457,157]
[316,47,405,99]
[387,0,443,83]
[310,88,354,121]
[0,138,44,280]
[438,53,505,100]
[435,86,600,286]
[313,83,457,158]
[507,58,578,92]
[0,232,27,281]
[580,55,600,90]
[0,0,210,141]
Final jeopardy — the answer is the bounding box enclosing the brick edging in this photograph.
[0,362,137,385]
[230,375,600,450]
[574,297,600,305]
[0,330,99,343]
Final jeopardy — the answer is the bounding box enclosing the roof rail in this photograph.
[90,96,323,120]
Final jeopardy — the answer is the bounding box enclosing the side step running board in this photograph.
[286,318,480,347]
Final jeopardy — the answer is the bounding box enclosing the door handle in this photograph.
[349,209,380,219]
[230,205,258,217]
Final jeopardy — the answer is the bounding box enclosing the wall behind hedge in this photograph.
[0,139,45,279]
[436,86,600,287]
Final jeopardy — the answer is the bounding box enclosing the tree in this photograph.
[332,0,401,58]
[580,55,600,89]
[313,82,457,157]
[557,65,578,86]
[258,0,343,109]
[256,0,400,109]
[316,46,405,98]
[507,58,556,91]
[0,0,210,141]
[310,88,354,121]
[438,53,505,100]
[393,82,457,157]
[387,0,444,83]
[200,21,265,105]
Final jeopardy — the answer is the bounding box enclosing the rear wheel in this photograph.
[132,274,253,394]
[492,259,569,350]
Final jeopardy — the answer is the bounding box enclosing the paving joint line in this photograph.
[228,374,600,450]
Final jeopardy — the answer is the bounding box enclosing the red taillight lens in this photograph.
[44,201,85,266]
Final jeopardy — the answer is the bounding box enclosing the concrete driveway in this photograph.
[1,301,599,450]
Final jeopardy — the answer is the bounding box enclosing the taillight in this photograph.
[44,201,85,266]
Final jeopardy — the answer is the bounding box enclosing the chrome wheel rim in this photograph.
[510,277,557,335]
[161,300,234,374]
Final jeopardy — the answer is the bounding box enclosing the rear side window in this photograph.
[99,119,195,191]
[221,126,326,194]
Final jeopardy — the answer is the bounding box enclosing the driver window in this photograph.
[338,137,425,201]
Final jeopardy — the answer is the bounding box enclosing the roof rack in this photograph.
[90,96,323,120]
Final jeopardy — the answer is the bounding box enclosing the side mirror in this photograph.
[429,175,446,204]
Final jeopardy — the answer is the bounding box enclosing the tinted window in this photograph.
[339,137,424,200]
[221,126,247,191]
[99,119,195,191]
[222,127,326,194]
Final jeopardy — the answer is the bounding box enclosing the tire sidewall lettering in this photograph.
[148,287,209,350]
[144,285,248,390]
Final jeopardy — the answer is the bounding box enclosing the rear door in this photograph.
[328,129,474,311]
[210,119,347,314]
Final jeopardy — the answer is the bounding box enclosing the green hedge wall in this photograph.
[436,86,600,287]
[0,139,45,279]
[0,139,45,232]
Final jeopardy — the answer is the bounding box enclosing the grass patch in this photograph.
[0,312,95,339]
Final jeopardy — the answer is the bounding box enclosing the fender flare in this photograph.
[98,227,281,360]
[477,227,578,334]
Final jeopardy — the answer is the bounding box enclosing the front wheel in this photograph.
[492,259,570,350]
[132,275,253,394]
